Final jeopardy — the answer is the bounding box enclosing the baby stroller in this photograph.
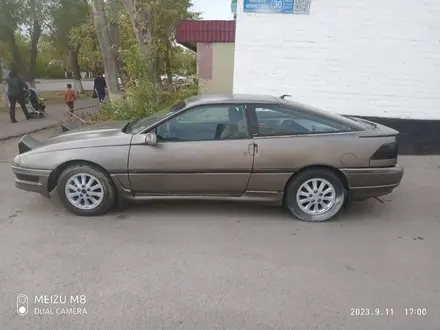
[24,88,47,118]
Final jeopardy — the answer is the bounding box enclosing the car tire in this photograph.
[57,163,116,216]
[284,168,345,222]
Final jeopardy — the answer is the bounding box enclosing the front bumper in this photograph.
[12,166,52,198]
[341,165,404,201]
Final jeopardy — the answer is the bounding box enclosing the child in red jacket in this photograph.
[64,84,76,112]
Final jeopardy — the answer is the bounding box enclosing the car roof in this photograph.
[185,94,280,107]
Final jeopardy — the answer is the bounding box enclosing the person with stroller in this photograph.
[4,69,30,123]
[93,73,106,103]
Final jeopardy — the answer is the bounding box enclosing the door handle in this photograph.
[247,143,259,156]
[248,143,254,156]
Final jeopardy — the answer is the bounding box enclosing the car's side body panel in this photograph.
[16,126,132,195]
[127,134,254,196]
[247,133,396,192]
[19,142,130,173]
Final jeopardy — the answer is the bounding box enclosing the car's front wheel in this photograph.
[57,164,116,216]
[284,168,345,222]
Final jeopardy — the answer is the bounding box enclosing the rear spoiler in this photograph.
[346,116,378,128]
[60,123,78,132]
[18,134,42,154]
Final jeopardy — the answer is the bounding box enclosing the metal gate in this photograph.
[64,105,101,126]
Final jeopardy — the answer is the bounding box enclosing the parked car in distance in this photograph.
[161,74,187,84]
[102,74,123,88]
[12,94,404,222]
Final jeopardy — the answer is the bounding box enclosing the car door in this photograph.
[245,103,360,192]
[128,104,254,196]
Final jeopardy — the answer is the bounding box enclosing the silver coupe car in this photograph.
[12,94,404,221]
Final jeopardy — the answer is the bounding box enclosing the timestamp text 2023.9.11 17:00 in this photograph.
[350,308,427,316]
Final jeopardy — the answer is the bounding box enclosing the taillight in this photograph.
[371,142,398,160]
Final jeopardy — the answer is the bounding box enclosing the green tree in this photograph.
[69,20,103,75]
[49,0,90,92]
[22,0,47,84]
[152,0,199,82]
[0,0,49,85]
[91,0,121,99]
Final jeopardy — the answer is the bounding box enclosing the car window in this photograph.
[130,101,186,133]
[156,105,248,142]
[176,106,230,123]
[254,106,354,137]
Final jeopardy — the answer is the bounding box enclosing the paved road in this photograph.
[35,79,94,92]
[0,131,439,329]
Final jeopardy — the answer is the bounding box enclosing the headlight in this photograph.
[13,155,21,167]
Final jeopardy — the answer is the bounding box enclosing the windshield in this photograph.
[129,101,186,133]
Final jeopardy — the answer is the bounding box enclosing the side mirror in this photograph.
[145,132,157,146]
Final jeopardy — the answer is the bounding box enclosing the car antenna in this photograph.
[280,94,292,99]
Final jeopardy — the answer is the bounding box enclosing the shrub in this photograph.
[95,81,198,122]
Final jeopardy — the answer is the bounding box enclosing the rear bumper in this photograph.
[12,166,51,198]
[341,165,404,200]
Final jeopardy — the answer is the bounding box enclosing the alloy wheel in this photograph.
[64,173,104,210]
[295,178,336,215]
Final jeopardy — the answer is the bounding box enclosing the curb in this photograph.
[0,123,59,142]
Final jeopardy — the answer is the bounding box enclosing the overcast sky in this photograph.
[192,0,233,20]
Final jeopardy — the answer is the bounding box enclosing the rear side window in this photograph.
[252,105,355,137]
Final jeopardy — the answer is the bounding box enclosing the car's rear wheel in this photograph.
[284,168,345,222]
[57,164,116,216]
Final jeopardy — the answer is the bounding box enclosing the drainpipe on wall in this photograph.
[231,0,237,16]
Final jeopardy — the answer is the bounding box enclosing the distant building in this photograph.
[176,20,236,94]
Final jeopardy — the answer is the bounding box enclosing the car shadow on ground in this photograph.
[46,193,388,224]
[32,190,390,223]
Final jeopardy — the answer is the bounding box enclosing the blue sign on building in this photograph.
[243,0,295,13]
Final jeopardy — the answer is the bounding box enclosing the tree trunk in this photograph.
[27,0,42,87]
[3,27,27,77]
[70,46,84,93]
[107,0,125,88]
[165,43,172,83]
[121,0,155,82]
[0,0,26,79]
[91,0,121,100]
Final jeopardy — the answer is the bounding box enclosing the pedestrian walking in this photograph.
[64,83,76,112]
[93,73,106,103]
[4,69,30,123]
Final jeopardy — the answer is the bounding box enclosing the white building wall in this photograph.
[233,0,440,119]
